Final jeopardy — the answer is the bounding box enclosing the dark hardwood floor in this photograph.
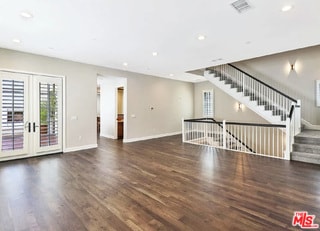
[0,135,320,231]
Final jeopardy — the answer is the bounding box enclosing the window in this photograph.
[203,90,214,117]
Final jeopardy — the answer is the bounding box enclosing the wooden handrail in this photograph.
[184,118,285,128]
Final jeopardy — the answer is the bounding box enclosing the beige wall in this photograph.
[95,69,194,141]
[125,73,193,140]
[194,81,267,123]
[0,48,194,150]
[234,45,320,125]
[0,48,98,150]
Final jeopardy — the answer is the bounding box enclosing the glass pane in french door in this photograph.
[1,79,25,151]
[39,82,59,147]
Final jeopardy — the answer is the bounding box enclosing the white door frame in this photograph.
[0,69,66,161]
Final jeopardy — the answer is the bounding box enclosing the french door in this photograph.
[0,71,63,160]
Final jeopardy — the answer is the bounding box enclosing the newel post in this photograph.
[294,99,301,135]
[223,120,226,149]
[285,118,291,160]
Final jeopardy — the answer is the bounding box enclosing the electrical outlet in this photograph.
[71,116,78,120]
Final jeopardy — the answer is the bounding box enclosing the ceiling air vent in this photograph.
[231,0,251,13]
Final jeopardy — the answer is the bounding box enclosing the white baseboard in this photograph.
[64,144,98,153]
[301,119,320,130]
[100,133,117,139]
[123,131,181,143]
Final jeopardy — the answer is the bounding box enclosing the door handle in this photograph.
[32,122,40,133]
[25,122,31,133]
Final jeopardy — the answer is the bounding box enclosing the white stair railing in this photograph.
[182,118,290,159]
[205,64,300,123]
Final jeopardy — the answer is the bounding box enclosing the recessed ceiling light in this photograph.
[12,38,21,43]
[169,74,174,77]
[152,52,158,56]
[198,35,206,41]
[123,62,128,66]
[20,11,33,18]
[282,5,293,12]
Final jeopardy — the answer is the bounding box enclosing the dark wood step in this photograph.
[224,79,233,84]
[291,151,320,164]
[265,105,276,110]
[293,143,320,154]
[244,90,252,96]
[291,130,320,164]
[257,100,268,106]
[236,87,244,92]
[272,109,285,116]
[294,136,320,145]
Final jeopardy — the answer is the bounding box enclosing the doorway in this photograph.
[117,87,124,139]
[97,76,126,141]
[0,71,63,161]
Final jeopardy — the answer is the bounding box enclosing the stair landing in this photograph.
[295,129,320,138]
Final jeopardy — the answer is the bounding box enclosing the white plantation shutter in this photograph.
[1,79,25,151]
[39,82,59,147]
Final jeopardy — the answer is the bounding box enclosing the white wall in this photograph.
[194,81,267,123]
[234,45,320,125]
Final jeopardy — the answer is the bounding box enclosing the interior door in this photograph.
[0,71,63,160]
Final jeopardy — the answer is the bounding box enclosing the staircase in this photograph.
[204,64,298,125]
[203,64,320,164]
[291,130,320,164]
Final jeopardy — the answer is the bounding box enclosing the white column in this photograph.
[223,120,226,149]
[294,99,301,135]
[181,118,185,142]
[284,118,291,160]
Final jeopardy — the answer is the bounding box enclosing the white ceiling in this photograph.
[1,0,320,82]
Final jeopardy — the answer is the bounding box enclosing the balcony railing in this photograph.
[182,118,290,159]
